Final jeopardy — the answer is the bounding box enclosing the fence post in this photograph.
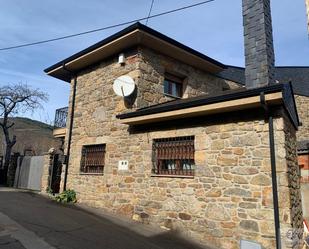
[41,148,55,193]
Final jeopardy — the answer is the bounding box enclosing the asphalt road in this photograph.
[0,189,211,249]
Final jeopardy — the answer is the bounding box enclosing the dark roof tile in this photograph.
[218,66,309,97]
[298,140,309,153]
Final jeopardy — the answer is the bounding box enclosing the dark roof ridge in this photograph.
[218,66,309,96]
[224,65,244,69]
[297,140,309,153]
[223,65,309,69]
[276,66,309,68]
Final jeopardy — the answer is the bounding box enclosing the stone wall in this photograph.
[278,113,303,247]
[41,149,64,193]
[136,47,236,108]
[62,47,303,248]
[66,110,302,248]
[41,153,53,193]
[295,95,309,141]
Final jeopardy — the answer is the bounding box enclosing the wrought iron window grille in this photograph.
[152,136,195,176]
[80,144,105,174]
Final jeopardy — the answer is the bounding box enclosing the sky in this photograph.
[0,0,308,123]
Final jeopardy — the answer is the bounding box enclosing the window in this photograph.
[163,73,183,98]
[80,144,105,174]
[152,136,195,176]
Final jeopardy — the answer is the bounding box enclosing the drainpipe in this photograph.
[260,92,281,249]
[62,63,77,191]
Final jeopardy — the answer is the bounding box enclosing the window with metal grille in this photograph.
[80,144,105,174]
[152,136,195,176]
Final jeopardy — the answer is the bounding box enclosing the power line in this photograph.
[0,0,215,51]
[145,0,155,26]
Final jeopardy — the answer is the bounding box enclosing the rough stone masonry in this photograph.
[42,0,304,246]
[41,47,303,249]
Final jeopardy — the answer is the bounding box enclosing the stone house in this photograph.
[44,2,306,248]
[219,65,309,222]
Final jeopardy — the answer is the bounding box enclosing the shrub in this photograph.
[55,189,77,204]
[46,187,53,194]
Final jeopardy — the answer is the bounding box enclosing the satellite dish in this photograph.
[113,75,135,97]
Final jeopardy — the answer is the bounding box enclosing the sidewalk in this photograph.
[0,188,212,249]
[0,211,54,249]
[0,235,26,249]
[0,188,55,249]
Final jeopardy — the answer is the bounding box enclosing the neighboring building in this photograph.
[298,140,309,222]
[298,141,309,183]
[0,117,62,185]
[0,117,61,157]
[45,21,304,248]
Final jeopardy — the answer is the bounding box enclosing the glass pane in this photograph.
[182,160,194,170]
[171,83,177,96]
[164,79,182,97]
[167,160,176,170]
[176,83,182,97]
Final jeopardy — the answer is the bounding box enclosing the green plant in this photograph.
[55,189,77,204]
[46,187,53,194]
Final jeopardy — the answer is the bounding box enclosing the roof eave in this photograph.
[117,83,300,128]
[118,92,284,125]
[44,22,226,82]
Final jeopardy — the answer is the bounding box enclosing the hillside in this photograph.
[0,117,61,156]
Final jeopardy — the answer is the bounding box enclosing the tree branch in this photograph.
[7,122,15,129]
[0,83,48,167]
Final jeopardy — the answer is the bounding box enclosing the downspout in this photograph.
[260,92,281,249]
[62,63,77,191]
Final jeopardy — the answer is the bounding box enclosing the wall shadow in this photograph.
[0,191,215,249]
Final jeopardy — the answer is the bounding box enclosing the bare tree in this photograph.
[0,83,48,170]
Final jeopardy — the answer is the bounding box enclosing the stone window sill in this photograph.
[163,93,182,99]
[151,174,194,179]
[79,173,104,176]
